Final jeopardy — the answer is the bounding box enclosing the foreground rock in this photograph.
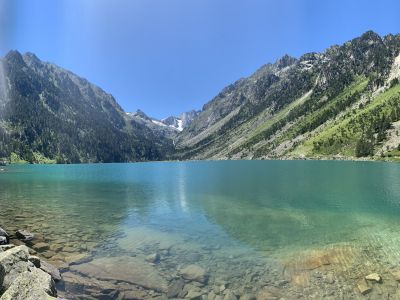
[0,268,57,299]
[0,245,59,299]
[70,256,168,292]
[0,245,30,290]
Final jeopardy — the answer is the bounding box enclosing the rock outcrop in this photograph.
[0,268,57,300]
[0,245,58,299]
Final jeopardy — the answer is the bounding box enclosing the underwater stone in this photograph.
[15,230,34,241]
[32,242,50,252]
[167,278,185,298]
[145,252,160,264]
[357,280,372,295]
[365,273,382,283]
[181,265,208,283]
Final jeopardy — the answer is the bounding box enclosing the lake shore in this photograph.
[2,153,400,166]
[2,219,400,299]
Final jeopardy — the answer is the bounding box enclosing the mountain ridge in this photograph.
[0,50,173,163]
[2,30,400,163]
[173,30,400,161]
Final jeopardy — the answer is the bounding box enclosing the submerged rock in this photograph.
[223,290,237,300]
[145,252,160,264]
[167,278,185,298]
[357,280,372,295]
[33,242,50,252]
[15,229,35,241]
[0,268,57,300]
[180,265,209,284]
[240,294,256,300]
[70,256,168,292]
[392,270,400,281]
[186,290,204,300]
[365,273,382,283]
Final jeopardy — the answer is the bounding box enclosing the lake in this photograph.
[1,160,400,299]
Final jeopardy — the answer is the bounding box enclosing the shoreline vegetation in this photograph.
[1,154,399,166]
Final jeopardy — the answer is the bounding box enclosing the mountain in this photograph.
[2,31,400,164]
[126,109,178,139]
[174,31,400,161]
[125,109,200,145]
[0,51,173,163]
[162,110,200,131]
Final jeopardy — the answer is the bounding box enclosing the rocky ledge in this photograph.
[0,226,61,299]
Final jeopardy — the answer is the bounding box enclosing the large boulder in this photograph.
[0,268,57,299]
[0,245,14,253]
[0,228,9,245]
[0,245,30,292]
[180,265,208,284]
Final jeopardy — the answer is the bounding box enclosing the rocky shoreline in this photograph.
[2,221,400,300]
[0,226,61,299]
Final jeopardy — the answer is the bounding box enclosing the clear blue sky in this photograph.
[1,0,399,119]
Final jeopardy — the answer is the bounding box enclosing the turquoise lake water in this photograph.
[1,161,400,299]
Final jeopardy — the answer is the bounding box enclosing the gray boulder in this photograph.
[0,268,57,299]
[0,245,14,253]
[0,228,9,245]
[0,245,30,292]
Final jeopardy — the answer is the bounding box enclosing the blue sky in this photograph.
[1,0,400,119]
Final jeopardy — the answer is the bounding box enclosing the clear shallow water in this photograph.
[1,161,400,299]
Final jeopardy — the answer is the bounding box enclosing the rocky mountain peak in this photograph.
[359,30,382,44]
[132,109,152,121]
[5,50,25,65]
[22,52,42,66]
[275,54,297,69]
